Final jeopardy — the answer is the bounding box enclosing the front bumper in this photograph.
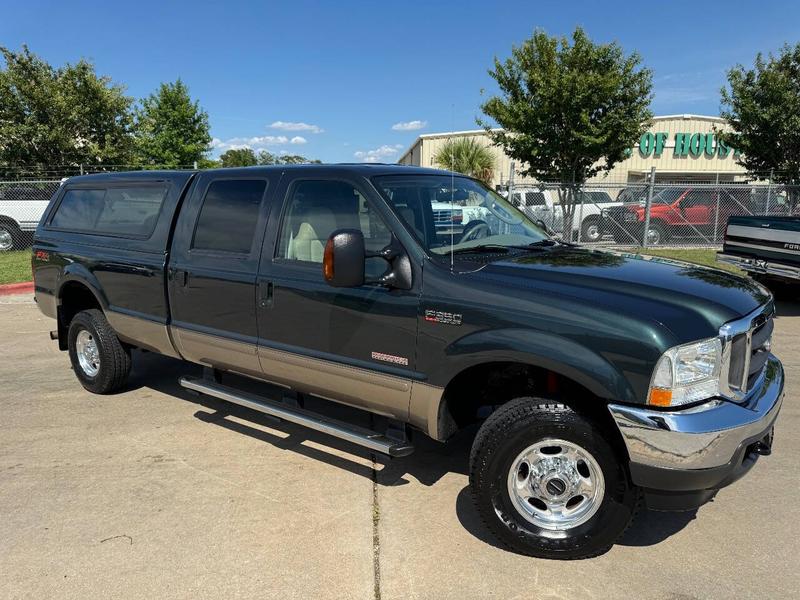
[717,252,800,281]
[608,355,784,510]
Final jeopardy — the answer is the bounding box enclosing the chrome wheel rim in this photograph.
[585,224,600,241]
[75,329,100,377]
[507,438,605,534]
[0,228,12,251]
[646,228,661,245]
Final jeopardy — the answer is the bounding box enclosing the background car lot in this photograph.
[1,293,798,600]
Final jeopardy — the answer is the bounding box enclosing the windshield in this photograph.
[373,175,550,257]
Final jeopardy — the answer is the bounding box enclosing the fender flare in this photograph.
[433,327,638,405]
[57,264,110,311]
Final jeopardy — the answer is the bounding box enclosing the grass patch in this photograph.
[0,250,32,285]
[621,247,743,275]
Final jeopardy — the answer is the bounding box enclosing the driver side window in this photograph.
[277,180,392,277]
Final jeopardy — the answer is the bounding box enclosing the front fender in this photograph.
[434,327,638,404]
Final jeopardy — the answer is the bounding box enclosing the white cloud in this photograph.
[211,135,292,152]
[290,136,307,145]
[354,144,404,163]
[391,120,427,131]
[270,121,324,134]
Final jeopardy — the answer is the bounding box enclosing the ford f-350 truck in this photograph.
[32,165,783,559]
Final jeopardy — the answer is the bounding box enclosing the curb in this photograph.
[0,281,34,297]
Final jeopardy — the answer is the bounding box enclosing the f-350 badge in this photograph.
[424,309,463,326]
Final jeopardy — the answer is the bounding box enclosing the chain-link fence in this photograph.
[0,180,63,251]
[2,167,798,253]
[502,171,798,248]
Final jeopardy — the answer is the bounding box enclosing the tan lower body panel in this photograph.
[171,327,263,379]
[107,310,181,359]
[160,325,444,436]
[408,381,445,439]
[257,345,414,420]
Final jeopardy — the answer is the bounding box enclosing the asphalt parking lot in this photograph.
[1,293,798,600]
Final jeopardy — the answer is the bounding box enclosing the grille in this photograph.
[726,311,773,396]
[433,209,462,225]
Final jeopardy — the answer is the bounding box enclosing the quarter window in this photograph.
[50,186,167,237]
[192,180,267,254]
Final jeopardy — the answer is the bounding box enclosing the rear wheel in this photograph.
[469,397,638,559]
[645,223,668,246]
[580,217,601,243]
[67,309,131,394]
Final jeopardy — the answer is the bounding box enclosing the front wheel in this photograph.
[67,309,131,394]
[469,397,638,559]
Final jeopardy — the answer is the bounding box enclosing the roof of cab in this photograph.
[63,163,459,183]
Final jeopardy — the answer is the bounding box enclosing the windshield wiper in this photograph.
[449,244,511,255]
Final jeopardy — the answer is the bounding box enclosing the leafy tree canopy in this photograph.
[720,43,800,186]
[219,148,258,167]
[433,137,496,184]
[479,27,653,185]
[134,79,211,167]
[0,45,134,168]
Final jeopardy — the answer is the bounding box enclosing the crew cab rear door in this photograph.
[168,170,279,378]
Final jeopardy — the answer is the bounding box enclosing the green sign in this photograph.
[638,132,740,159]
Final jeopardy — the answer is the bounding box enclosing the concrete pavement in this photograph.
[1,295,798,599]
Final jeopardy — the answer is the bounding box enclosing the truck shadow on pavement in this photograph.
[130,349,701,554]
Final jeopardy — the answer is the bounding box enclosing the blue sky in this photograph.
[2,0,798,164]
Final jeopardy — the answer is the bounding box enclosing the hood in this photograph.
[472,246,770,342]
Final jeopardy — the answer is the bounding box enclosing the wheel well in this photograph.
[57,281,102,349]
[439,361,627,455]
[0,216,21,230]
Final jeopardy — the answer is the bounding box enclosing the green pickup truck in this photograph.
[32,165,784,559]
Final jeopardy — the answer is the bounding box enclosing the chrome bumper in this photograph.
[717,252,800,280]
[608,355,784,472]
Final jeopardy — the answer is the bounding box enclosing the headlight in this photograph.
[648,337,722,407]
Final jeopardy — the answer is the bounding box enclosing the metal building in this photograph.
[397,114,748,187]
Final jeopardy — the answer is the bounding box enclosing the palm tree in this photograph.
[433,137,496,184]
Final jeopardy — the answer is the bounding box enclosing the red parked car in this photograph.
[602,186,766,245]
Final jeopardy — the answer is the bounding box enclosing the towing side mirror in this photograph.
[323,229,366,287]
[323,230,412,290]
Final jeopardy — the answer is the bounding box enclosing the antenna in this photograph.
[450,103,455,273]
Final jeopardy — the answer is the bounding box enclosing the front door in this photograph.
[169,172,278,378]
[256,175,420,420]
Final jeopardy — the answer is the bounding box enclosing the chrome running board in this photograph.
[179,376,414,457]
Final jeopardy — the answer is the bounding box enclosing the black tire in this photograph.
[580,217,601,243]
[469,397,639,559]
[67,309,131,394]
[0,221,21,252]
[646,222,668,246]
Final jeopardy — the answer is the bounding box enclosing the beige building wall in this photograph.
[397,115,748,188]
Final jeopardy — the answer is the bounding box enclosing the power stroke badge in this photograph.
[424,309,463,326]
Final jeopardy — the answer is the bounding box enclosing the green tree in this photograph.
[0,45,134,172]
[719,43,800,207]
[433,137,496,184]
[278,154,322,164]
[219,147,258,167]
[479,27,653,236]
[134,79,211,167]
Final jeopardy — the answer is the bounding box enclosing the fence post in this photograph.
[642,167,656,248]
[766,168,774,214]
[80,164,84,176]
[576,182,584,243]
[713,172,721,244]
